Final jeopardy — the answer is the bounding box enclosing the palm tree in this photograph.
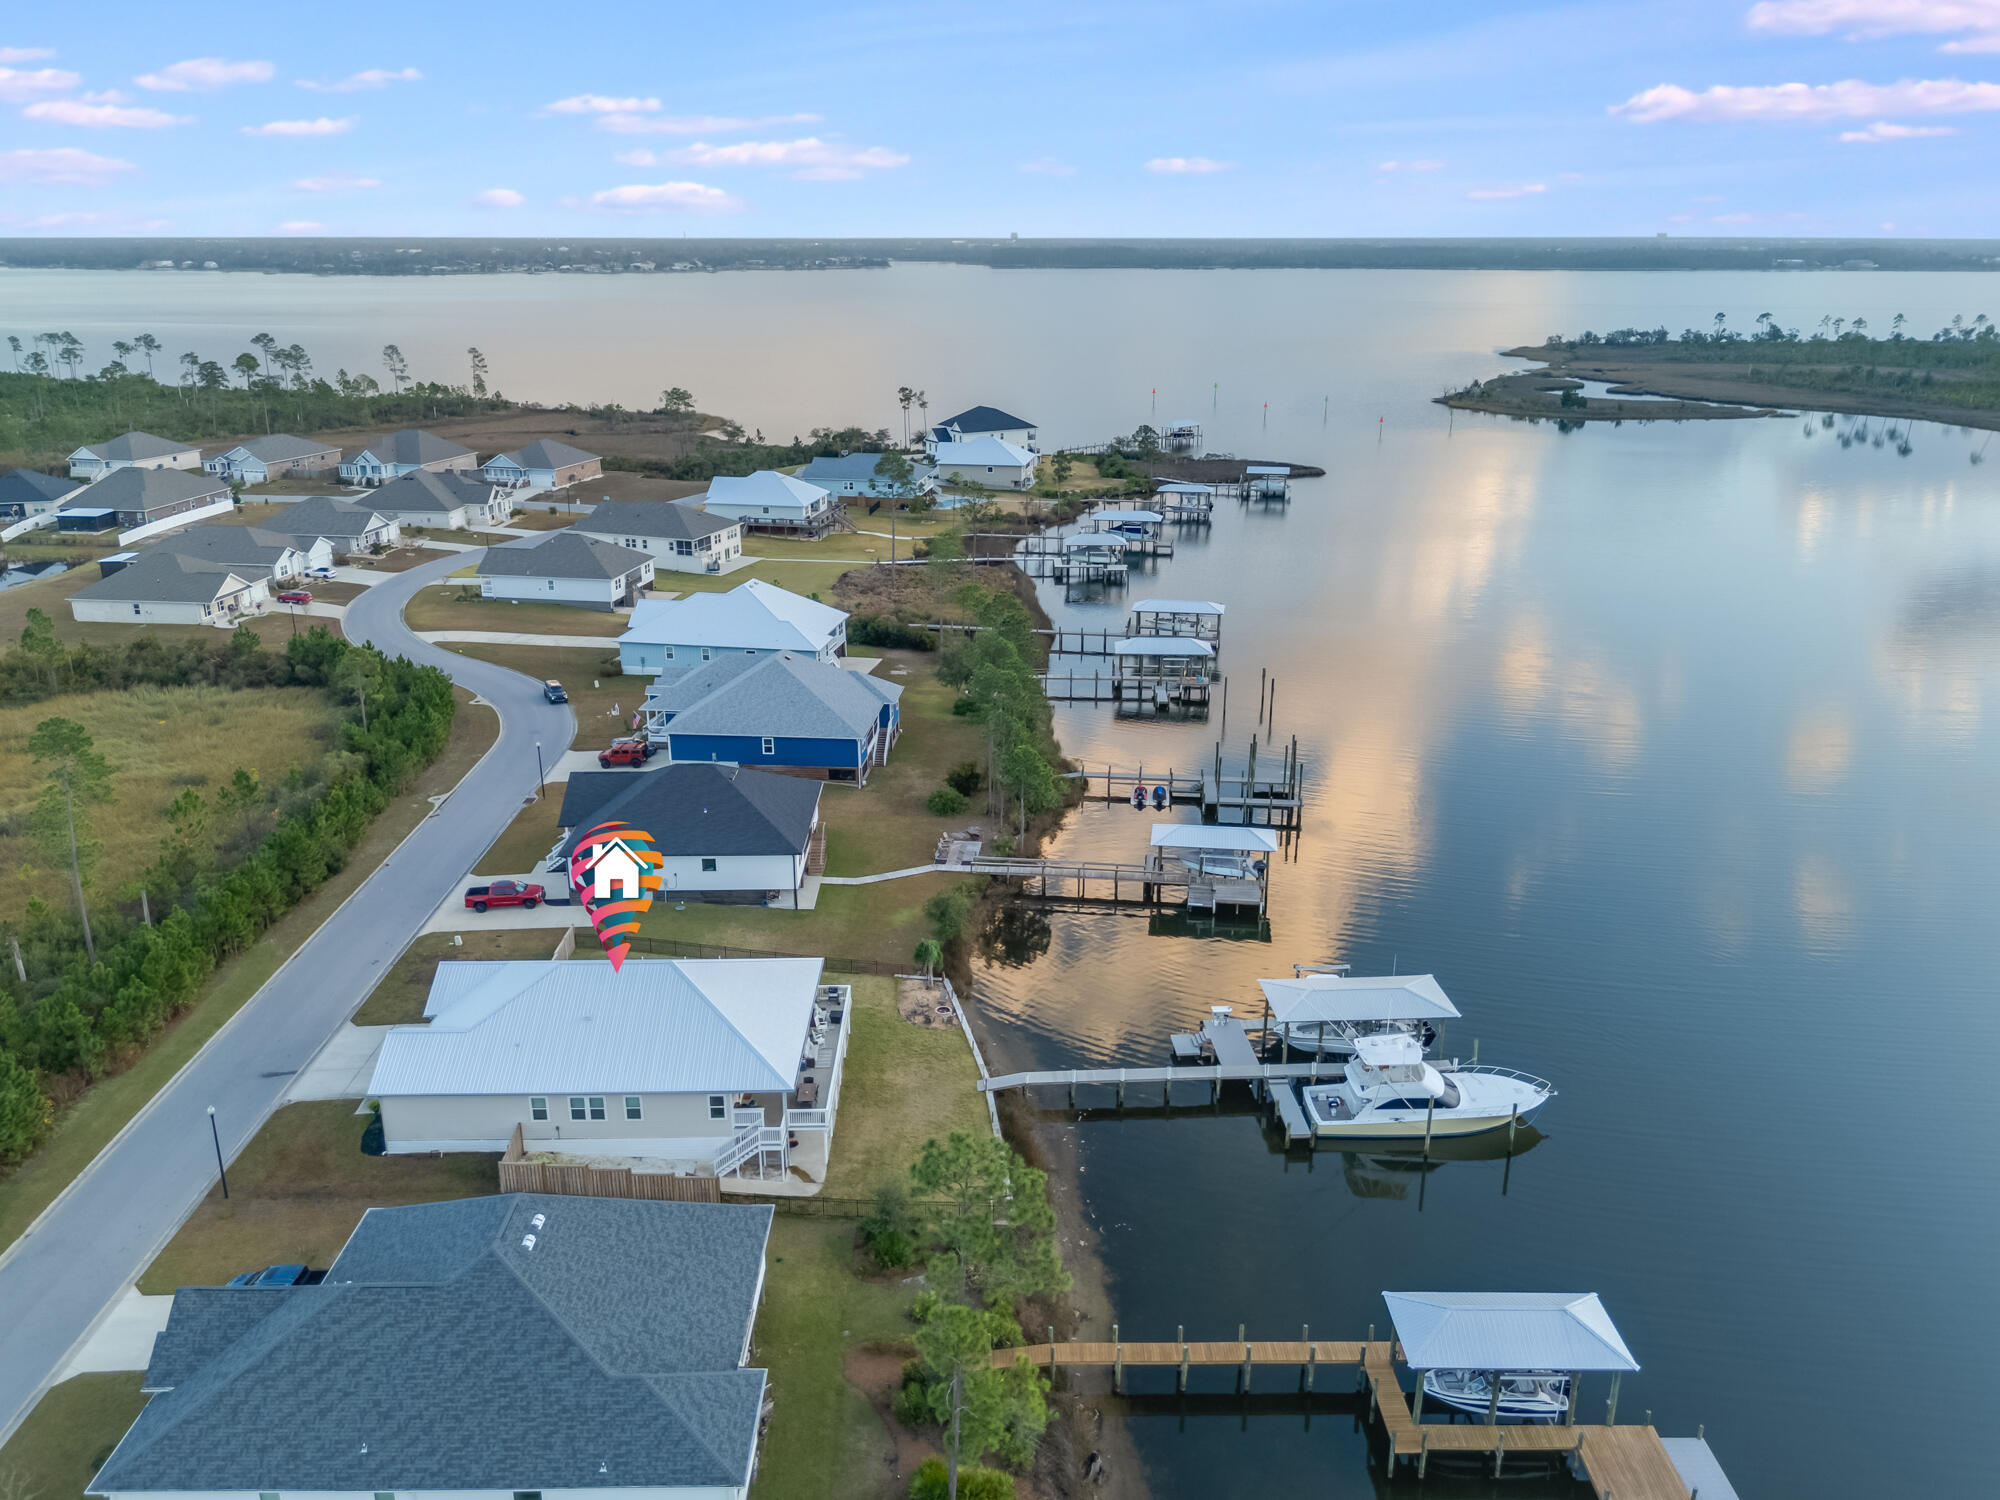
[896,385,916,446]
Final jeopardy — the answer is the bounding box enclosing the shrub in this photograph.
[850,614,937,651]
[926,786,968,816]
[863,1181,920,1269]
[910,1459,1014,1500]
[945,761,983,796]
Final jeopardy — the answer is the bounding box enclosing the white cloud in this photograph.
[79,89,131,103]
[297,67,422,92]
[1144,156,1232,174]
[135,57,273,91]
[295,172,381,191]
[1747,1,2000,50]
[1467,182,1548,199]
[1377,158,1444,172]
[1614,77,2000,121]
[22,98,188,127]
[276,220,324,233]
[0,65,80,99]
[624,137,908,179]
[473,187,524,207]
[242,116,355,136]
[1019,157,1076,175]
[0,146,135,182]
[1838,118,1959,137]
[0,48,56,63]
[588,180,743,212]
[595,111,822,135]
[545,93,661,114]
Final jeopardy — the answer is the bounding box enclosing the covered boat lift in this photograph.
[1148,824,1275,912]
[1128,597,1224,645]
[1112,635,1215,708]
[1255,972,1460,1056]
[1383,1291,1640,1431]
[1151,480,1214,522]
[1091,507,1173,557]
[1244,463,1291,502]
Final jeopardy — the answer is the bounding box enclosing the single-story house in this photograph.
[795,451,938,500]
[618,577,848,676]
[0,468,80,519]
[557,763,822,905]
[68,467,233,532]
[90,1194,773,1500]
[365,468,511,529]
[202,433,342,484]
[933,435,1039,490]
[482,438,603,491]
[924,404,1037,458]
[476,531,654,610]
[258,494,400,553]
[337,428,479,486]
[575,497,745,574]
[69,549,268,625]
[700,469,836,537]
[163,524,332,582]
[68,431,202,479]
[368,957,843,1176]
[641,651,902,783]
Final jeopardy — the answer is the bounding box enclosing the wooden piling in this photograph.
[1239,1323,1252,1392]
[1178,1326,1188,1392]
[1304,1326,1315,1390]
[1424,1095,1436,1156]
[1113,1324,1123,1394]
[1485,1369,1502,1426]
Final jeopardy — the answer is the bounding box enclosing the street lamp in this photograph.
[535,740,545,800]
[207,1105,229,1199]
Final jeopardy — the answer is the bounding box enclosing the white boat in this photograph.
[1258,972,1461,1059]
[1294,1033,1551,1139]
[1421,1368,1572,1422]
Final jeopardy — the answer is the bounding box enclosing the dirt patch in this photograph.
[845,1341,940,1490]
[898,977,962,1029]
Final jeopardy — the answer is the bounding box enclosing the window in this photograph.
[569,1095,608,1121]
[624,1096,643,1120]
[548,579,556,591]
[701,647,713,662]
[709,1094,726,1120]
[663,645,675,659]
[701,857,718,872]
[530,1097,548,1121]
[760,737,775,755]
[132,603,142,616]
[588,1095,605,1120]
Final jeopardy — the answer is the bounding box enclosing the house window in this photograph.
[530,1097,548,1121]
[624,1096,643,1120]
[663,646,675,659]
[588,1095,605,1119]
[708,1094,726,1120]
[701,647,712,662]
[568,1096,605,1121]
[701,857,718,872]
[548,579,556,591]
[760,737,775,755]
[132,604,141,616]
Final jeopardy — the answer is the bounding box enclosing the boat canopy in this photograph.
[1382,1292,1640,1374]
[1350,1032,1427,1069]
[1115,636,1215,659]
[1095,508,1165,524]
[1062,532,1128,551]
[1154,481,1215,495]
[1131,598,1225,616]
[1148,825,1279,853]
[1257,974,1460,1027]
[1245,464,1290,476]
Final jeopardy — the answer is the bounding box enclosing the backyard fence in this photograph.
[498,1124,722,1202]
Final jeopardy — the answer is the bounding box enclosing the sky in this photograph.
[1,0,1998,238]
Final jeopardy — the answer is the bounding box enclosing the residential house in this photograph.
[932,434,1039,490]
[618,577,848,676]
[795,451,937,500]
[367,957,845,1179]
[69,550,268,625]
[641,651,902,783]
[557,763,822,905]
[482,438,603,491]
[68,467,233,532]
[337,428,479,485]
[365,468,511,529]
[923,404,1037,458]
[699,469,836,537]
[202,434,342,484]
[162,524,332,582]
[89,1194,773,1500]
[67,431,202,479]
[476,531,654,610]
[258,494,400,553]
[0,469,80,519]
[574,497,745,574]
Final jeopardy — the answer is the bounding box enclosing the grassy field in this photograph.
[671,553,873,601]
[299,578,368,606]
[0,688,498,1260]
[505,509,581,531]
[340,545,455,574]
[352,927,566,1026]
[821,657,984,877]
[0,683,338,920]
[446,642,634,747]
[137,1099,500,1293]
[404,589,624,637]
[639,877,956,973]
[474,793,564,875]
[0,1372,148,1500]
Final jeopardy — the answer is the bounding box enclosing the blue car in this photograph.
[225,1263,310,1288]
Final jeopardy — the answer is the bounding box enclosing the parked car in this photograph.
[598,737,655,768]
[308,566,336,579]
[277,589,312,605]
[226,1264,310,1288]
[464,880,545,913]
[543,679,569,703]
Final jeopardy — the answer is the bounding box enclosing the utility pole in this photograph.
[535,741,546,800]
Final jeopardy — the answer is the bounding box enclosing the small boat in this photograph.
[1295,1033,1552,1139]
[1130,785,1148,809]
[1422,1368,1572,1422]
[1151,784,1168,809]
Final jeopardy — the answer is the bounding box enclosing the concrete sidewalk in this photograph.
[285,1025,395,1102]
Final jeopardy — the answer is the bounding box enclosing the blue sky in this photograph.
[2,0,1997,237]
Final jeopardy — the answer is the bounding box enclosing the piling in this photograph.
[1178,1325,1189,1392]
[1238,1323,1252,1392]
[1112,1324,1123,1394]
[1304,1326,1315,1390]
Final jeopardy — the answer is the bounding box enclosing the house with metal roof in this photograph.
[618,577,848,675]
[90,1194,774,1500]
[554,763,822,904]
[924,404,1037,458]
[67,431,202,480]
[482,438,603,491]
[258,494,400,552]
[795,451,938,499]
[0,468,80,519]
[476,531,655,610]
[363,468,511,529]
[202,434,342,484]
[933,435,1040,490]
[161,524,333,581]
[574,497,745,575]
[640,651,902,783]
[367,957,845,1177]
[699,469,836,537]
[69,549,269,625]
[67,467,234,538]
[337,428,479,486]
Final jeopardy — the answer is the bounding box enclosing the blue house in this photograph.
[641,651,903,784]
[794,452,937,500]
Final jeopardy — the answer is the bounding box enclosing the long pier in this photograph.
[1063,758,1302,826]
[957,854,1267,915]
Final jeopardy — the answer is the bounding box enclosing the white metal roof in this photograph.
[1094,508,1164,523]
[934,436,1034,467]
[370,957,825,1097]
[1131,598,1225,616]
[703,469,829,514]
[1147,824,1279,852]
[1256,973,1461,1026]
[1245,464,1290,475]
[1154,482,1215,494]
[1382,1292,1639,1373]
[1063,532,1128,551]
[1114,636,1215,658]
[619,577,848,654]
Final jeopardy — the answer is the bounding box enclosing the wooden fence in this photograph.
[497,1124,722,1202]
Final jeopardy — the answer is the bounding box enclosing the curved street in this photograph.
[0,550,575,1443]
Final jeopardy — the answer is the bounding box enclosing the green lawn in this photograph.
[819,657,984,877]
[640,877,956,973]
[671,555,869,601]
[506,509,582,531]
[0,1373,148,1500]
[473,794,566,876]
[352,928,570,1026]
[445,642,634,747]
[137,1100,500,1294]
[404,589,624,637]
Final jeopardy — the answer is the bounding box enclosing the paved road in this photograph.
[0,550,574,1444]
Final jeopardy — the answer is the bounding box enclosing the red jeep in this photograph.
[598,737,656,768]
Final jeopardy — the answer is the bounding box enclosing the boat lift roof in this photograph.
[1257,973,1461,1025]
[1154,481,1215,495]
[1131,598,1225,616]
[1062,532,1129,551]
[1095,508,1164,523]
[1114,636,1216,658]
[1382,1292,1640,1373]
[1148,824,1279,852]
[1245,464,1290,475]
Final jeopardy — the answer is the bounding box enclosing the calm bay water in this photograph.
[8,264,1998,1497]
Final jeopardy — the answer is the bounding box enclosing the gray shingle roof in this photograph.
[356,429,475,466]
[795,453,936,494]
[938,404,1033,433]
[77,431,195,461]
[159,526,302,571]
[581,498,739,543]
[233,434,340,463]
[369,468,494,516]
[557,763,820,862]
[651,651,902,742]
[0,469,81,507]
[478,531,650,581]
[501,439,599,469]
[99,1195,772,1495]
[74,550,251,603]
[259,495,387,541]
[70,467,229,514]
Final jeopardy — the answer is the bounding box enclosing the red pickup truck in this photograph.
[464,880,544,913]
[598,737,656,768]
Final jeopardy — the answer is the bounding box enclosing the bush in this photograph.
[910,1458,1014,1500]
[850,614,937,651]
[924,884,977,943]
[926,786,968,816]
[863,1181,920,1269]
[945,761,983,796]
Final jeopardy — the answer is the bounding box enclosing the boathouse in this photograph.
[1128,597,1224,644]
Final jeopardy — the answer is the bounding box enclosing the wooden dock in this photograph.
[1062,754,1302,827]
[957,854,1267,915]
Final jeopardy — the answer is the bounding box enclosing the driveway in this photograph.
[0,548,575,1444]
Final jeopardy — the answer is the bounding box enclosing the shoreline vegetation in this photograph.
[1440,311,2000,433]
